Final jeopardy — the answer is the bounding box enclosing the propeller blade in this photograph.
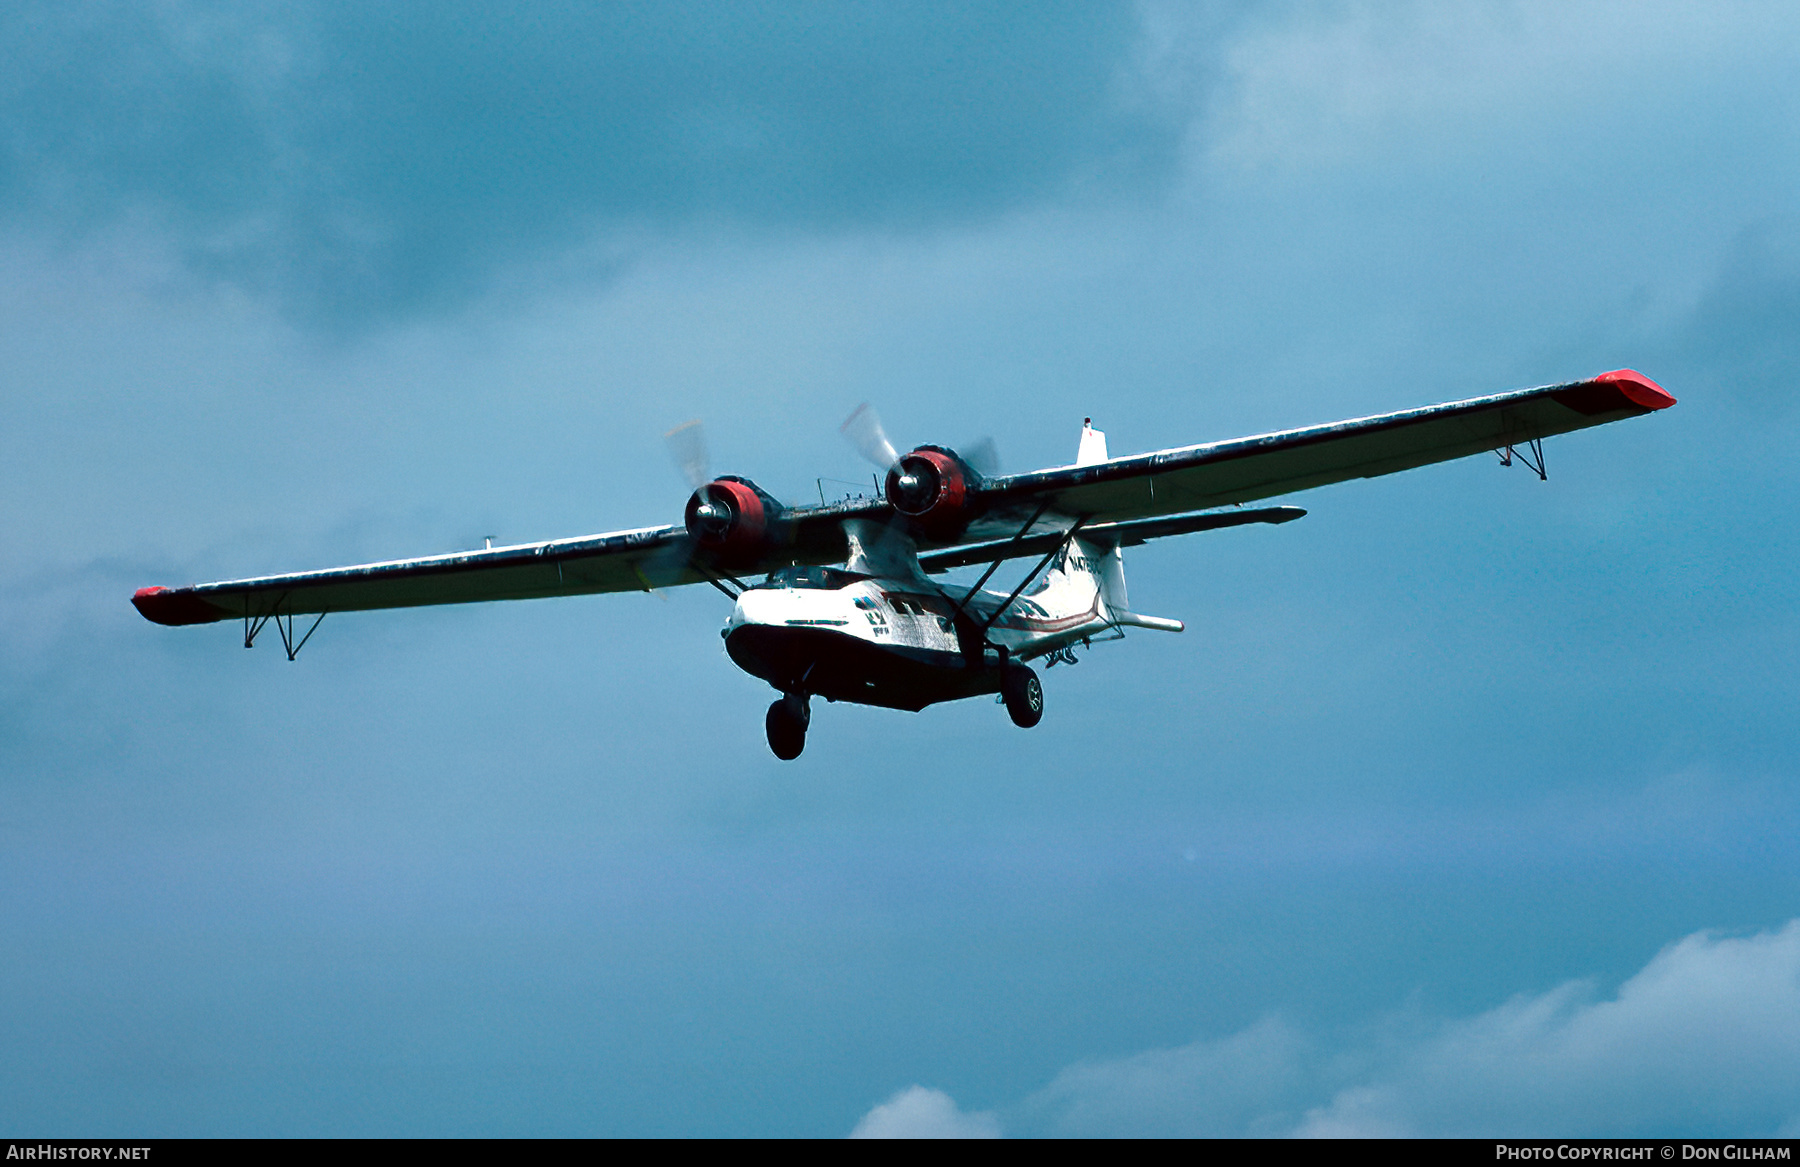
[664,419,711,490]
[961,436,1000,478]
[840,403,900,470]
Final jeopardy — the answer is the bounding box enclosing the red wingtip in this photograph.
[1594,369,1675,410]
[132,586,230,626]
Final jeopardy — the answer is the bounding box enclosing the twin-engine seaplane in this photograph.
[134,371,1674,759]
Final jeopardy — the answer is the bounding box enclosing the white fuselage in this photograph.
[721,551,1117,711]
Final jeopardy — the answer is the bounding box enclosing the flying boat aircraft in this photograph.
[133,370,1674,759]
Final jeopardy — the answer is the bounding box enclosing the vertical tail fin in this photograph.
[1069,418,1126,614]
[1062,417,1182,633]
[1070,534,1128,618]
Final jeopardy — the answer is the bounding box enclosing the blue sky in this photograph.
[3,1,1799,1137]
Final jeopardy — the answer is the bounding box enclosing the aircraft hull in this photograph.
[725,623,1002,712]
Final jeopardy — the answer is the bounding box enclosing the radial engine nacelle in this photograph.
[885,445,984,538]
[685,476,787,563]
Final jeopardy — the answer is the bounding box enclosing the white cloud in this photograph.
[849,1086,1001,1139]
[1187,1,1800,175]
[1295,920,1800,1137]
[878,920,1800,1137]
[1023,1017,1315,1138]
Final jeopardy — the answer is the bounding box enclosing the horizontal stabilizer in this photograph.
[1113,612,1184,633]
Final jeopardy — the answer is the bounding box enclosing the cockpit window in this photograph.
[752,566,873,591]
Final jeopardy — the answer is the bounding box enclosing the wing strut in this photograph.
[942,499,1053,627]
[276,610,328,661]
[979,517,1089,636]
[695,565,748,601]
[241,593,327,660]
[243,598,282,649]
[1496,437,1546,479]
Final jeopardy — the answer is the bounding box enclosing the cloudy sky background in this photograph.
[3,0,1799,1136]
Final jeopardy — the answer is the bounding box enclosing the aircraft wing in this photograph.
[970,369,1674,532]
[132,524,703,626]
[133,369,1673,630]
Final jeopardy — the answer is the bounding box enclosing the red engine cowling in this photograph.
[885,447,977,537]
[685,477,773,563]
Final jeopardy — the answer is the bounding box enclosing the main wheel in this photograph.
[765,694,809,760]
[1001,665,1043,729]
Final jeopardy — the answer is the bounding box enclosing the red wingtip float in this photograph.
[131,370,1675,759]
[1593,368,1676,411]
[132,586,230,627]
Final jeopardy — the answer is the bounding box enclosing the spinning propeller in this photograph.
[839,403,999,523]
[664,419,742,543]
[664,419,711,491]
[839,403,900,472]
[658,418,778,571]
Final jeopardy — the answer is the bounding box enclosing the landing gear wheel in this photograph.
[1001,665,1043,729]
[765,693,810,760]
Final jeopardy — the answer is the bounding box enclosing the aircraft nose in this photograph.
[729,587,787,629]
